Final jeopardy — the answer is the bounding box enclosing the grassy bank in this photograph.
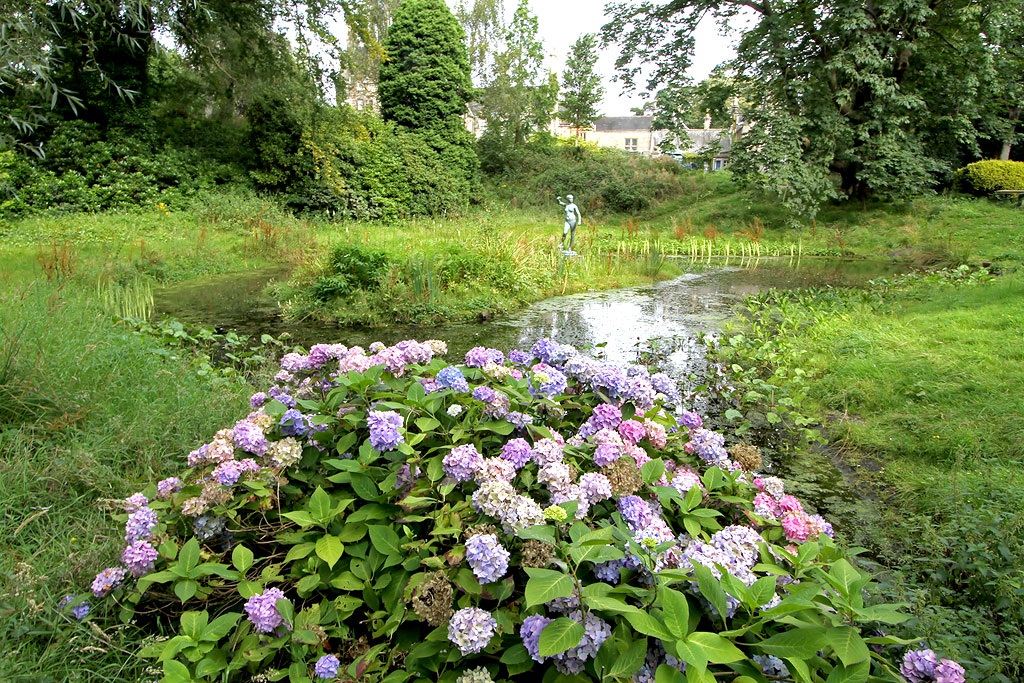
[715,269,1024,681]
[0,284,258,681]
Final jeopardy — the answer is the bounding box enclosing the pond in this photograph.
[155,257,909,539]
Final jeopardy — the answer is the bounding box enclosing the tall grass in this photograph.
[0,284,255,680]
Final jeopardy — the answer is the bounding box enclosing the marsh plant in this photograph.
[68,338,960,683]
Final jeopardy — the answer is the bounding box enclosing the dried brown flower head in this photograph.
[729,443,763,471]
[602,456,642,495]
[520,539,555,568]
[411,571,454,627]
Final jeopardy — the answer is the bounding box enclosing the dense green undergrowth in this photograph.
[711,268,1024,681]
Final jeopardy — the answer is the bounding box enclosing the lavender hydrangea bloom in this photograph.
[753,654,790,677]
[617,495,656,529]
[443,444,483,482]
[500,438,533,469]
[679,412,703,429]
[934,659,966,683]
[122,541,158,577]
[71,601,91,620]
[447,607,497,654]
[268,386,296,408]
[579,473,612,504]
[233,420,268,456]
[531,438,564,466]
[280,352,311,373]
[124,493,148,512]
[564,354,598,381]
[314,654,340,679]
[395,340,432,365]
[520,614,552,662]
[213,460,245,487]
[465,534,510,584]
[553,611,612,674]
[901,650,938,683]
[530,338,559,365]
[279,409,310,437]
[530,364,567,396]
[156,477,183,499]
[592,363,629,396]
[92,567,127,597]
[506,411,533,429]
[437,366,470,392]
[472,385,496,403]
[367,410,404,452]
[465,346,503,368]
[125,506,158,543]
[594,443,621,467]
[58,594,74,608]
[508,350,531,365]
[244,587,289,633]
[686,428,729,465]
[711,525,764,567]
[249,392,268,408]
[590,404,622,430]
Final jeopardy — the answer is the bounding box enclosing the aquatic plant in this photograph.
[75,337,959,682]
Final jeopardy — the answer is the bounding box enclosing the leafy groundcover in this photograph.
[70,338,955,683]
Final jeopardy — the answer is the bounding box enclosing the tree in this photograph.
[602,0,1023,217]
[454,0,506,86]
[558,33,603,135]
[378,0,478,197]
[481,0,550,144]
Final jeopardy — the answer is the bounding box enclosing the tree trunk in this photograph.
[1000,107,1019,161]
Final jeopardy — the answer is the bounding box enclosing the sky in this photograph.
[497,3,742,116]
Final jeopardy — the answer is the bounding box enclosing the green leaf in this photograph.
[178,537,200,573]
[691,564,729,625]
[315,535,345,569]
[686,632,744,663]
[281,510,316,528]
[537,617,585,657]
[660,587,691,639]
[194,650,227,678]
[284,542,316,563]
[824,626,870,666]
[655,663,687,683]
[828,559,862,599]
[350,473,380,501]
[309,487,332,523]
[748,575,778,608]
[232,545,254,574]
[825,660,870,683]
[724,409,743,421]
[174,579,198,603]
[517,524,557,543]
[524,568,575,607]
[201,612,241,641]
[641,458,666,484]
[622,611,672,640]
[606,637,648,679]
[757,627,829,659]
[297,574,321,595]
[367,525,401,557]
[162,659,194,683]
[180,611,208,641]
[415,416,440,431]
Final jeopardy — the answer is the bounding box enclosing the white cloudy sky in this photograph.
[514,3,741,116]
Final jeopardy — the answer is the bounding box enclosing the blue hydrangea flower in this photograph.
[314,654,340,679]
[437,366,470,392]
[472,385,496,403]
[367,410,404,452]
[465,534,510,584]
[447,607,496,655]
[280,409,310,437]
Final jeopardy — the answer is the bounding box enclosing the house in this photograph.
[560,113,739,170]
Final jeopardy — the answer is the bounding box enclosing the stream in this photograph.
[155,257,908,542]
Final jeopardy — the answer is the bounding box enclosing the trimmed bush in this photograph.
[953,159,1024,195]
[70,338,954,682]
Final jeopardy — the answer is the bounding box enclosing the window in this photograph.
[624,137,638,152]
[714,159,724,171]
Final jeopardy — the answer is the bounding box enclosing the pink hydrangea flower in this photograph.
[782,514,813,542]
[643,420,668,449]
[778,495,804,514]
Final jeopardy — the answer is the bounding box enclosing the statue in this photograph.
[556,194,582,254]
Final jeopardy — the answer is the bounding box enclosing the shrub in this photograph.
[312,244,391,300]
[953,159,1024,195]
[70,337,948,683]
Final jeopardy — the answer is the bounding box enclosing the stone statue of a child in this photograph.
[557,194,582,253]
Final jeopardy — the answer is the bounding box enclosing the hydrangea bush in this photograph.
[78,338,962,683]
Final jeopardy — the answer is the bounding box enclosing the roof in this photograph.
[684,129,732,154]
[593,116,653,132]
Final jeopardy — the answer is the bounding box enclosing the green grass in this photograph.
[0,283,257,681]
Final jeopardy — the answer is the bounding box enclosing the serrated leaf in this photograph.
[232,545,254,573]
[315,535,345,569]
[524,568,574,607]
[309,487,332,523]
[655,663,687,683]
[607,637,648,678]
[641,458,666,484]
[686,632,744,663]
[180,611,208,640]
[691,564,729,625]
[825,660,870,683]
[660,587,691,639]
[537,617,585,657]
[178,537,200,573]
[824,626,870,666]
[757,627,828,659]
[349,473,380,500]
[367,525,401,556]
[622,611,672,640]
[174,579,198,603]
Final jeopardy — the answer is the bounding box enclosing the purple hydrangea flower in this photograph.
[244,587,289,633]
[71,601,91,620]
[529,363,567,397]
[280,352,311,373]
[58,594,74,608]
[443,444,483,482]
[530,338,559,365]
[249,392,268,408]
[686,428,729,465]
[592,363,629,397]
[125,506,158,543]
[520,614,552,662]
[395,340,432,366]
[901,649,938,683]
[465,346,504,368]
[91,567,127,597]
[554,611,612,674]
[268,386,296,408]
[314,654,340,679]
[121,541,158,577]
[531,438,564,467]
[465,534,510,584]
[279,409,310,438]
[212,460,245,487]
[594,443,621,467]
[472,385,496,403]
[506,411,533,429]
[124,493,148,512]
[590,404,622,430]
[617,496,655,529]
[679,412,703,429]
[617,419,645,445]
[367,410,404,452]
[935,659,966,683]
[579,473,612,504]
[508,350,531,365]
[447,607,497,655]
[233,420,269,456]
[156,477,183,499]
[500,438,533,469]
[437,366,470,392]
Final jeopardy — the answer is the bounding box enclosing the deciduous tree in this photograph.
[558,33,603,135]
